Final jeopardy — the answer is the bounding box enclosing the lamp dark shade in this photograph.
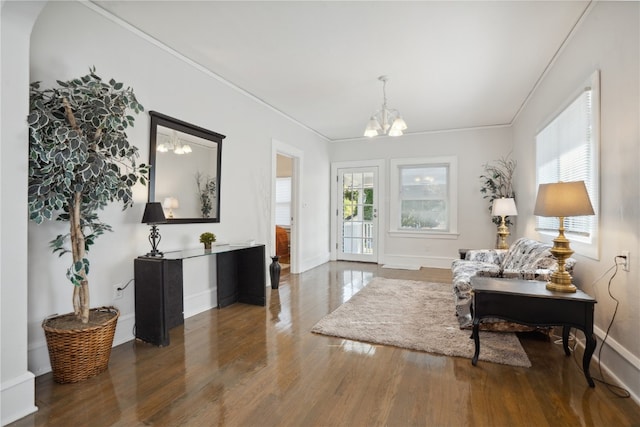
[141,202,166,224]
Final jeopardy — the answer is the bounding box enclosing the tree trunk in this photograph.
[69,192,89,323]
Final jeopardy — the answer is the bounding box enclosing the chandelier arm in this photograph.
[364,75,406,137]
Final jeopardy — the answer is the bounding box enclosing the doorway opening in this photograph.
[275,154,293,277]
[271,140,302,275]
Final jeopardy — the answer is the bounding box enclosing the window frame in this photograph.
[389,156,458,239]
[535,70,600,259]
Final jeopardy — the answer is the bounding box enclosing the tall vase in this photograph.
[270,256,281,289]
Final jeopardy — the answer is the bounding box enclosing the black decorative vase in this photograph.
[270,256,281,289]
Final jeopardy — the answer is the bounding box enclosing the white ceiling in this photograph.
[93,1,591,142]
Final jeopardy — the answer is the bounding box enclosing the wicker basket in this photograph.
[42,306,119,384]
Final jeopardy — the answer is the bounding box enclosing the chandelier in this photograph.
[364,75,407,137]
[157,130,192,154]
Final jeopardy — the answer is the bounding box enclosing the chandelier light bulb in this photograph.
[363,75,407,138]
[157,131,192,154]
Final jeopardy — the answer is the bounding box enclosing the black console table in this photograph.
[470,276,597,387]
[134,244,266,346]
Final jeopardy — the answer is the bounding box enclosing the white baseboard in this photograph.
[184,288,217,318]
[113,312,135,347]
[299,252,331,274]
[1,371,37,426]
[572,325,640,405]
[382,254,455,269]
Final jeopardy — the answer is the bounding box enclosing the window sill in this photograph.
[389,230,459,240]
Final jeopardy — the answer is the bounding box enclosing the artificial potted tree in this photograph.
[28,67,147,383]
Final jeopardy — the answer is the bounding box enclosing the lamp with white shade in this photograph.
[163,197,179,219]
[492,197,518,250]
[534,181,595,293]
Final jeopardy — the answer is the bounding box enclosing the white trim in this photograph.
[271,139,303,274]
[511,1,595,124]
[388,231,459,240]
[330,123,512,143]
[184,289,218,318]
[299,251,331,274]
[330,160,386,263]
[112,312,135,347]
[535,70,600,260]
[572,325,640,405]
[382,254,456,270]
[1,372,38,426]
[389,156,458,235]
[81,1,329,142]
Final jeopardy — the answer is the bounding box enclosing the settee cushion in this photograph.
[451,237,575,329]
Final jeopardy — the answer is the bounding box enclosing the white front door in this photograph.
[337,167,378,262]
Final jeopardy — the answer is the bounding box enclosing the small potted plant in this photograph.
[28,67,147,383]
[199,232,216,250]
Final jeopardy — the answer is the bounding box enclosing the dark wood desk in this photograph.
[134,244,266,346]
[470,276,597,387]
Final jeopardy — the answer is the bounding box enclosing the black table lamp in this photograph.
[142,202,166,257]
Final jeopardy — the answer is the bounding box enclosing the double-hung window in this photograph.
[275,177,291,226]
[535,71,599,258]
[390,156,458,237]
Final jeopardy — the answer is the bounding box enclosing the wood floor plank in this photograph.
[9,261,640,426]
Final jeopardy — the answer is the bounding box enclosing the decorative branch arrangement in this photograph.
[479,155,517,225]
[195,171,217,218]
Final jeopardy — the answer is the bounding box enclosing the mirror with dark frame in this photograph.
[148,111,225,223]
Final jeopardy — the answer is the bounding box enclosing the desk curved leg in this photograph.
[471,320,480,366]
[583,332,597,388]
[562,326,571,356]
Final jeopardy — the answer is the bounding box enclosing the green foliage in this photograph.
[343,188,374,220]
[479,155,516,225]
[28,67,147,287]
[400,200,444,229]
[199,232,217,244]
[195,172,216,218]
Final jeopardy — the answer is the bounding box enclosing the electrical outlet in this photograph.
[113,284,124,300]
[621,251,630,272]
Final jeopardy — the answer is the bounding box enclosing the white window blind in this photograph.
[275,177,291,226]
[536,72,599,248]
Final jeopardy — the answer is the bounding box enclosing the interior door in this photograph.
[337,167,378,262]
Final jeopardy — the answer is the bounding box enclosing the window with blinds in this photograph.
[535,71,599,251]
[275,177,291,226]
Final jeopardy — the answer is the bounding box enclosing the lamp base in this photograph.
[546,280,577,293]
[547,226,576,293]
[496,218,510,250]
[146,225,163,258]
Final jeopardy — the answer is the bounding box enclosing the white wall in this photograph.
[1,2,45,425]
[26,1,330,378]
[512,1,640,400]
[330,127,514,268]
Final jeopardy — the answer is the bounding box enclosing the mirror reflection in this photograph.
[149,112,225,223]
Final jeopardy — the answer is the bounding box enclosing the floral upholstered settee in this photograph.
[451,237,576,329]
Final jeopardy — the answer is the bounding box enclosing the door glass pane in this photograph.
[339,169,376,258]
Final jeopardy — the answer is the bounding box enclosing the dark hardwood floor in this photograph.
[11,261,640,426]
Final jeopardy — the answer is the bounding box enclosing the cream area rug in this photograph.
[311,277,531,368]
